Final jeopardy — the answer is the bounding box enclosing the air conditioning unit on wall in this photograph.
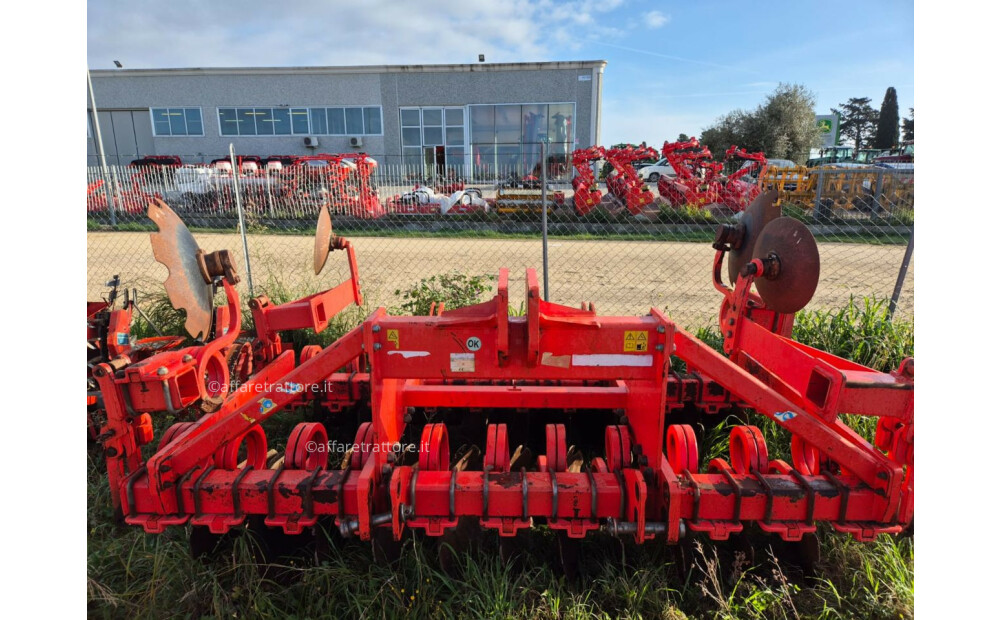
[304,136,320,148]
[349,136,363,148]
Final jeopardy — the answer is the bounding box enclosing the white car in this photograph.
[636,158,677,183]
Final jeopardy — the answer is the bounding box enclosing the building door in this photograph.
[87,109,155,166]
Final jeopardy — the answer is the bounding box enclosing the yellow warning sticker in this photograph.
[386,329,400,349]
[623,331,649,352]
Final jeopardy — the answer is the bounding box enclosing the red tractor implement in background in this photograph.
[570,146,606,215]
[94,192,912,573]
[604,145,659,215]
[657,138,723,209]
[718,146,768,212]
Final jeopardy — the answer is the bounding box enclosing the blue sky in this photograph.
[87,0,913,147]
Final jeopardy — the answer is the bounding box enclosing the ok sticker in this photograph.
[466,337,482,351]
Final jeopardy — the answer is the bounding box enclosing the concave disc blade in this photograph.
[728,189,781,284]
[314,207,332,275]
[752,217,821,314]
[147,199,213,339]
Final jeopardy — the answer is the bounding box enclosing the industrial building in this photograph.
[87,60,606,175]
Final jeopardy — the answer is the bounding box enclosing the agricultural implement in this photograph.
[657,138,722,209]
[718,146,768,212]
[570,146,606,216]
[385,185,488,215]
[604,145,658,215]
[94,192,913,572]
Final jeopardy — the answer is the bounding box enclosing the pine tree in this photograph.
[875,87,900,149]
[833,97,878,152]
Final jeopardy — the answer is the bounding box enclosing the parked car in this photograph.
[637,158,677,183]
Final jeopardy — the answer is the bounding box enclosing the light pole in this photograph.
[87,67,117,226]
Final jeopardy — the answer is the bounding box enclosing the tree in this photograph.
[902,108,914,142]
[833,97,878,151]
[700,83,822,164]
[677,133,690,142]
[874,87,900,149]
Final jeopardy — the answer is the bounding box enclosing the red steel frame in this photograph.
[96,239,912,545]
[570,146,606,215]
[604,145,659,215]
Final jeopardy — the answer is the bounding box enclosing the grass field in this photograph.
[87,291,914,619]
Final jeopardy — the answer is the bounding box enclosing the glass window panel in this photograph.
[236,108,255,135]
[445,108,464,127]
[547,104,573,147]
[470,106,494,144]
[271,108,291,135]
[401,127,422,147]
[446,126,464,146]
[255,108,274,135]
[494,105,520,144]
[219,108,238,136]
[345,107,364,134]
[401,109,421,127]
[184,108,202,135]
[168,108,186,135]
[291,108,309,134]
[445,147,465,168]
[423,126,442,145]
[364,107,382,134]
[496,145,522,175]
[152,109,171,136]
[521,104,546,144]
[422,108,442,126]
[310,108,328,134]
[403,147,423,169]
[329,108,346,135]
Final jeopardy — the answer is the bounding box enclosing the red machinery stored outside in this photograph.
[570,146,606,215]
[93,193,912,569]
[718,146,769,212]
[657,140,769,213]
[604,145,659,215]
[657,138,724,209]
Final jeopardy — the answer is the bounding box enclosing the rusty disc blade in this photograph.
[752,217,821,314]
[148,199,213,339]
[314,207,332,275]
[728,189,781,284]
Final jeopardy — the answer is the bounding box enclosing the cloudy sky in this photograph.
[87,0,914,146]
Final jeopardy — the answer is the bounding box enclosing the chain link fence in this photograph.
[87,156,914,329]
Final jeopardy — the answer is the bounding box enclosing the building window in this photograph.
[399,106,466,171]
[218,107,322,136]
[151,107,204,136]
[469,103,575,176]
[306,107,382,136]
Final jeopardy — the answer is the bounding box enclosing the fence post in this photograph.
[813,169,826,222]
[230,145,255,297]
[540,140,550,302]
[888,231,914,320]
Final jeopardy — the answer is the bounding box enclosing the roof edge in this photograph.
[90,60,609,78]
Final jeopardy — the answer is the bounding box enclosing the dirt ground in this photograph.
[87,232,914,328]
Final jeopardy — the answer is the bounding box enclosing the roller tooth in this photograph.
[453,444,481,472]
[509,444,533,471]
[566,445,584,473]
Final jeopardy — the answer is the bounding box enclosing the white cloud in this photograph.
[644,10,670,29]
[87,0,627,68]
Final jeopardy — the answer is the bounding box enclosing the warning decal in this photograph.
[623,331,649,352]
[386,329,400,349]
